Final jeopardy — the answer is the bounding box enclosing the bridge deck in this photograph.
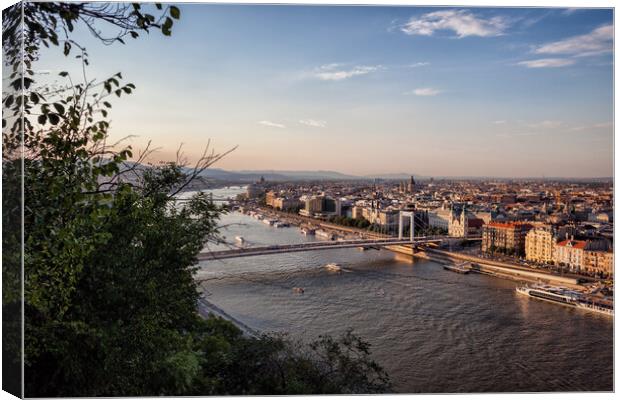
[197,237,448,261]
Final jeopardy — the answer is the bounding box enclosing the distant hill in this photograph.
[199,168,365,182]
[363,173,419,180]
[197,168,429,182]
[236,169,361,180]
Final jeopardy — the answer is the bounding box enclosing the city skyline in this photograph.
[37,4,614,178]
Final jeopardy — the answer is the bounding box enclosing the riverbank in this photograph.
[197,296,260,338]
[414,248,585,289]
[249,205,389,239]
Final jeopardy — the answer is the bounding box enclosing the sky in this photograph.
[37,4,614,178]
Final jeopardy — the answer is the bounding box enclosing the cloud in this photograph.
[405,87,442,96]
[527,120,564,129]
[593,122,612,129]
[314,64,381,81]
[258,120,286,129]
[517,58,576,68]
[299,119,326,128]
[401,9,509,38]
[572,122,613,131]
[496,132,542,138]
[408,62,430,68]
[533,24,612,57]
[561,8,579,16]
[493,120,507,124]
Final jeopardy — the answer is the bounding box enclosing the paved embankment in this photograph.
[416,248,583,288]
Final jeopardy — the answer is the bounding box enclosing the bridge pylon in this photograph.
[398,211,415,241]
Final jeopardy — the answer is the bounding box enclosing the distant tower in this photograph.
[407,176,416,194]
[259,176,265,184]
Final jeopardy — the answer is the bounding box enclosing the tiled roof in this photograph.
[487,221,533,229]
[556,240,587,249]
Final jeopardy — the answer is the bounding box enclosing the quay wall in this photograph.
[417,248,580,286]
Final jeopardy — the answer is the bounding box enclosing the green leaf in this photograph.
[59,71,68,77]
[37,114,47,125]
[53,103,65,114]
[170,6,180,19]
[48,113,60,125]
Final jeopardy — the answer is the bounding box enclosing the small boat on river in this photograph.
[325,263,342,272]
[443,262,472,274]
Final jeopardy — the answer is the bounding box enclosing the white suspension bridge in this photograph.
[197,210,480,261]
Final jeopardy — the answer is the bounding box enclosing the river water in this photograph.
[192,187,613,393]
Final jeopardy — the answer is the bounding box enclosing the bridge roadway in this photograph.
[197,236,446,261]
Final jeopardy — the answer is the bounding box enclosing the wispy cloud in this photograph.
[496,132,543,138]
[408,62,430,68]
[401,9,509,38]
[517,58,576,68]
[258,120,286,129]
[299,119,326,128]
[534,24,612,57]
[493,120,507,124]
[561,8,579,16]
[527,120,564,129]
[405,87,442,96]
[593,122,612,129]
[313,64,381,81]
[572,122,614,131]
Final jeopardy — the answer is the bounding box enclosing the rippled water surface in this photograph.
[193,188,613,393]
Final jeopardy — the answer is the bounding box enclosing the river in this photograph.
[189,187,613,393]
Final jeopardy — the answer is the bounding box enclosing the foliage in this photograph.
[188,324,391,395]
[2,2,391,396]
[328,215,371,229]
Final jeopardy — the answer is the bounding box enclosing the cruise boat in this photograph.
[575,296,614,317]
[315,229,335,240]
[443,261,472,274]
[263,218,275,226]
[274,221,290,228]
[301,227,315,236]
[516,284,580,307]
[517,284,614,317]
[325,263,342,272]
[234,236,245,244]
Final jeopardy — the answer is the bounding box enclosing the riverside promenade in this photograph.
[418,248,586,288]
